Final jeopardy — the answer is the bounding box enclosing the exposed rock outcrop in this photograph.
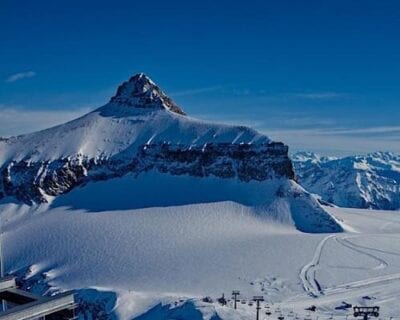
[1,142,294,204]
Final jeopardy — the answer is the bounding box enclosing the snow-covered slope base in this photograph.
[49,172,340,233]
[293,151,400,210]
[2,200,400,319]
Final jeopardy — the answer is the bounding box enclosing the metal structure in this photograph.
[232,290,240,310]
[217,293,227,306]
[0,215,7,313]
[0,277,76,320]
[253,296,264,320]
[353,306,380,320]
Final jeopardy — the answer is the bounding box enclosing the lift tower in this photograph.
[232,290,240,310]
[253,296,264,320]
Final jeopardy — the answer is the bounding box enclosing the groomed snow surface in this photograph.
[0,173,399,319]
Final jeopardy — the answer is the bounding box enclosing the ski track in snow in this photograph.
[300,234,391,297]
[297,232,400,314]
[340,235,400,257]
[300,235,335,297]
[335,237,388,271]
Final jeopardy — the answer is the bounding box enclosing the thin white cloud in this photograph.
[170,86,222,97]
[263,127,400,156]
[261,126,400,136]
[320,126,400,135]
[191,111,336,130]
[228,90,347,99]
[0,105,91,137]
[5,71,36,83]
[190,112,400,156]
[291,92,346,100]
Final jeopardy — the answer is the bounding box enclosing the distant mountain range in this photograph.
[293,151,400,210]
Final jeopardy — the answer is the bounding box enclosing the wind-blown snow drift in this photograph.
[0,73,341,233]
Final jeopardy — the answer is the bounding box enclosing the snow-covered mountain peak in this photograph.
[109,73,186,115]
[0,73,344,233]
[291,151,336,164]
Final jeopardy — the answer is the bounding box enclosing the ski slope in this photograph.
[1,196,400,319]
[284,207,400,318]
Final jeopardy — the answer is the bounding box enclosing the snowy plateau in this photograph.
[0,74,399,319]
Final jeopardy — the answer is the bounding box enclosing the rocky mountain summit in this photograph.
[0,73,295,205]
[110,73,186,115]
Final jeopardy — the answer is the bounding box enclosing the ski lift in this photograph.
[217,293,227,306]
[354,306,380,318]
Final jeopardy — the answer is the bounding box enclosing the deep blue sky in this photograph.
[1,0,400,155]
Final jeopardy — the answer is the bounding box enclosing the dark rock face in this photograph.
[138,142,294,181]
[110,73,186,115]
[0,142,294,204]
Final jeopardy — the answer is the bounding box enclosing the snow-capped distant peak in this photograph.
[291,151,336,164]
[110,73,186,115]
[292,151,400,210]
